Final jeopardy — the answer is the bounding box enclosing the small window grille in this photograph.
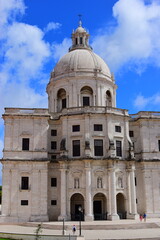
[115,126,121,133]
[72,125,80,132]
[22,138,29,151]
[51,141,57,150]
[21,200,28,205]
[51,200,57,205]
[94,124,103,131]
[51,178,57,187]
[51,130,57,136]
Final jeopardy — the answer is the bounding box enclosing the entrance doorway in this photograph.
[93,193,107,220]
[70,193,84,221]
[116,193,126,219]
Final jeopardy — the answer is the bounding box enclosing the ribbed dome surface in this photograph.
[53,49,111,78]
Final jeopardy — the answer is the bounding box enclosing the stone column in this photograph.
[85,161,93,221]
[108,166,119,220]
[1,166,11,216]
[40,168,49,221]
[58,164,67,220]
[31,169,40,220]
[10,169,18,217]
[127,164,138,219]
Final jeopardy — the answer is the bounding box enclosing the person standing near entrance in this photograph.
[143,213,147,222]
[72,225,76,234]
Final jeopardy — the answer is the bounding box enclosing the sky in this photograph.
[0,0,160,183]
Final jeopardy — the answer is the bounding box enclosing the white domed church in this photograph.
[1,22,160,222]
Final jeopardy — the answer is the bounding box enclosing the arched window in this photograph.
[80,86,93,107]
[106,90,112,107]
[57,88,67,111]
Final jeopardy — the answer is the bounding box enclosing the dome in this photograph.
[75,26,86,33]
[52,21,111,80]
[53,49,111,78]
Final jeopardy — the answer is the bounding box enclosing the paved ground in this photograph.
[1,218,160,239]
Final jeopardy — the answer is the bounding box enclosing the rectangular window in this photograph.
[115,126,121,133]
[51,129,57,136]
[135,177,137,186]
[80,37,83,44]
[51,155,57,160]
[51,200,57,205]
[51,141,57,150]
[158,140,160,151]
[51,178,57,187]
[94,139,103,156]
[21,177,29,190]
[129,131,134,137]
[83,97,90,106]
[116,140,122,157]
[72,125,80,132]
[22,138,29,151]
[94,124,103,131]
[73,140,80,157]
[21,200,28,206]
[62,98,66,108]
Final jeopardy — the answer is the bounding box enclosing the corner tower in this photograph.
[47,22,117,113]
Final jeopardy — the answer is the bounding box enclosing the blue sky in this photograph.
[0,0,160,183]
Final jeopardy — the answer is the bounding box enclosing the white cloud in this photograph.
[0,139,3,159]
[92,0,160,72]
[134,93,160,109]
[44,22,61,33]
[3,22,51,81]
[0,0,25,39]
[52,38,71,61]
[134,94,151,109]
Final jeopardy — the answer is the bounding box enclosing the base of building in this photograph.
[85,214,94,221]
[127,213,139,220]
[108,214,119,221]
[58,215,68,221]
[30,215,49,222]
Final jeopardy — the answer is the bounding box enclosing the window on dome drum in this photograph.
[21,177,29,190]
[158,140,160,151]
[51,200,57,205]
[73,140,80,157]
[72,125,80,132]
[83,96,90,106]
[51,178,57,187]
[62,98,66,108]
[21,200,28,206]
[51,129,57,136]
[22,138,29,151]
[116,140,122,157]
[75,38,78,45]
[94,124,103,131]
[51,141,57,150]
[115,126,121,133]
[129,130,134,137]
[94,139,103,156]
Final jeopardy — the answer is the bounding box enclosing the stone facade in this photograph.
[1,22,160,222]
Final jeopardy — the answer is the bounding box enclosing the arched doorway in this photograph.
[93,193,107,220]
[70,193,84,221]
[116,193,126,219]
